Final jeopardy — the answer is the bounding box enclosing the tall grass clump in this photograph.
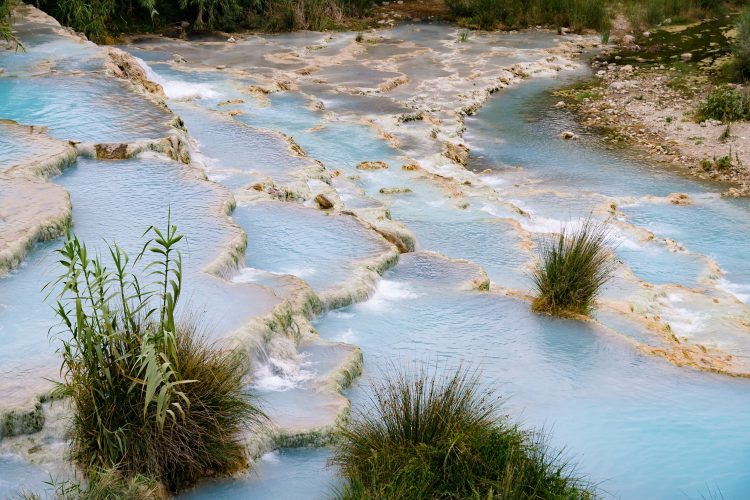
[332,366,594,499]
[695,85,750,122]
[47,215,265,493]
[531,219,614,316]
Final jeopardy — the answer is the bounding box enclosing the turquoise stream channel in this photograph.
[174,70,750,498]
[1,13,750,499]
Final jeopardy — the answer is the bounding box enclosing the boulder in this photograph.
[314,194,334,209]
[95,143,129,159]
[667,193,692,205]
[105,48,165,97]
[443,142,470,165]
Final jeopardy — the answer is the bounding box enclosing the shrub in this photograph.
[260,0,345,32]
[728,4,750,82]
[47,216,265,493]
[332,367,594,499]
[531,218,614,316]
[444,0,610,32]
[695,86,750,122]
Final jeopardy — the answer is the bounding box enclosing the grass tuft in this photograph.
[332,366,594,499]
[47,215,265,493]
[531,218,614,317]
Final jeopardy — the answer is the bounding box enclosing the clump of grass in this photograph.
[47,215,265,493]
[531,219,615,317]
[332,366,594,499]
[695,85,750,122]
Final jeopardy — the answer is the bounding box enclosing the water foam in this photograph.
[658,293,709,337]
[134,57,220,100]
[718,279,750,304]
[232,267,270,283]
[252,352,315,392]
[360,280,420,311]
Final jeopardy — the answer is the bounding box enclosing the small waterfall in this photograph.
[133,57,221,100]
[252,339,315,392]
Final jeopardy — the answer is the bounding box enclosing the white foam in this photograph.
[360,280,420,311]
[261,451,280,464]
[335,327,357,343]
[613,234,643,251]
[481,175,506,188]
[658,294,708,337]
[718,279,750,304]
[134,57,220,100]
[232,267,269,283]
[328,311,355,319]
[280,266,317,279]
[252,353,315,392]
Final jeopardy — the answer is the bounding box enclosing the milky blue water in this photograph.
[234,202,391,293]
[314,253,750,499]
[0,76,172,142]
[180,448,339,500]
[2,12,750,500]
[0,156,277,400]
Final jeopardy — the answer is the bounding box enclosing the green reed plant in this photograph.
[47,214,265,492]
[0,0,12,41]
[332,366,594,499]
[0,0,23,47]
[531,218,614,317]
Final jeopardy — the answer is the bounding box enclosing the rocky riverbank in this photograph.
[555,18,750,197]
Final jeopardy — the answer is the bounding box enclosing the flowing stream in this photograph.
[1,6,749,499]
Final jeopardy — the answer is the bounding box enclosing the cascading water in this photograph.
[1,4,749,499]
